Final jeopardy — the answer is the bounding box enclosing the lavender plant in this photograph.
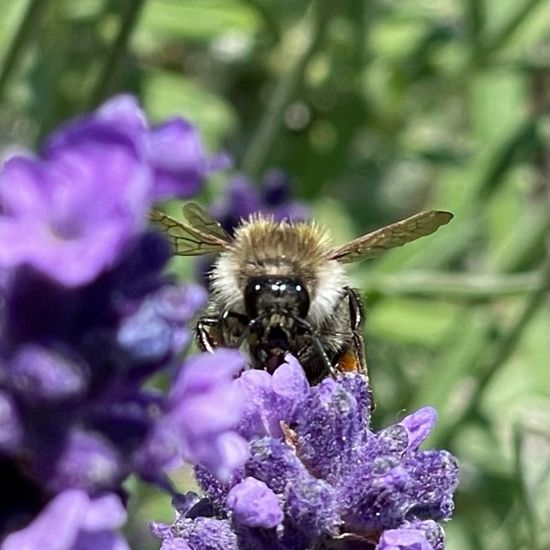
[153,358,459,550]
[0,96,247,548]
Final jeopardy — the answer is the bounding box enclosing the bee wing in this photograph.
[149,208,230,256]
[328,210,453,263]
[182,202,232,243]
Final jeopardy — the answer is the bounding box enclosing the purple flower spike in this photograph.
[227,477,283,528]
[0,95,239,541]
[2,489,129,550]
[157,362,459,549]
[376,528,434,550]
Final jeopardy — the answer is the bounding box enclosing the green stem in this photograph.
[0,0,48,102]
[87,0,146,108]
[481,0,545,59]
[362,270,544,301]
[240,0,331,178]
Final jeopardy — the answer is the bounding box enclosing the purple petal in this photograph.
[8,345,87,402]
[96,94,148,131]
[376,528,434,550]
[0,121,151,287]
[227,477,283,528]
[82,494,127,530]
[207,151,233,172]
[261,168,292,205]
[271,354,309,401]
[235,356,309,440]
[165,350,249,479]
[183,430,249,482]
[0,389,23,452]
[2,490,87,550]
[0,155,47,216]
[400,407,437,451]
[73,530,130,550]
[271,201,309,222]
[2,490,129,550]
[153,284,208,323]
[117,303,173,364]
[170,349,246,405]
[43,429,122,493]
[147,119,208,200]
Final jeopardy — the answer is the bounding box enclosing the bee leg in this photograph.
[345,286,364,331]
[342,287,374,409]
[312,335,338,379]
[196,316,223,352]
[342,287,368,376]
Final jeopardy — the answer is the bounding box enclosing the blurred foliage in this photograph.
[0,1,548,549]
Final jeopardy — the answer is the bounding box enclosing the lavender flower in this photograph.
[0,95,223,287]
[50,95,227,203]
[0,97,243,543]
[154,358,458,550]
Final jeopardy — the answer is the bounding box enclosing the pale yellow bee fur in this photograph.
[210,215,348,325]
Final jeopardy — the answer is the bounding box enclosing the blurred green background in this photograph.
[0,1,548,549]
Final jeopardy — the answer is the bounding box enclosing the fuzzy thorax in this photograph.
[210,215,348,324]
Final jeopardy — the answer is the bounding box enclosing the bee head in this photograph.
[211,216,348,324]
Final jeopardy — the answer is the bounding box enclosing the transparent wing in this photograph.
[328,210,453,263]
[182,202,231,243]
[149,208,229,256]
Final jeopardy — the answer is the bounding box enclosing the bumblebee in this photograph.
[151,203,452,385]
